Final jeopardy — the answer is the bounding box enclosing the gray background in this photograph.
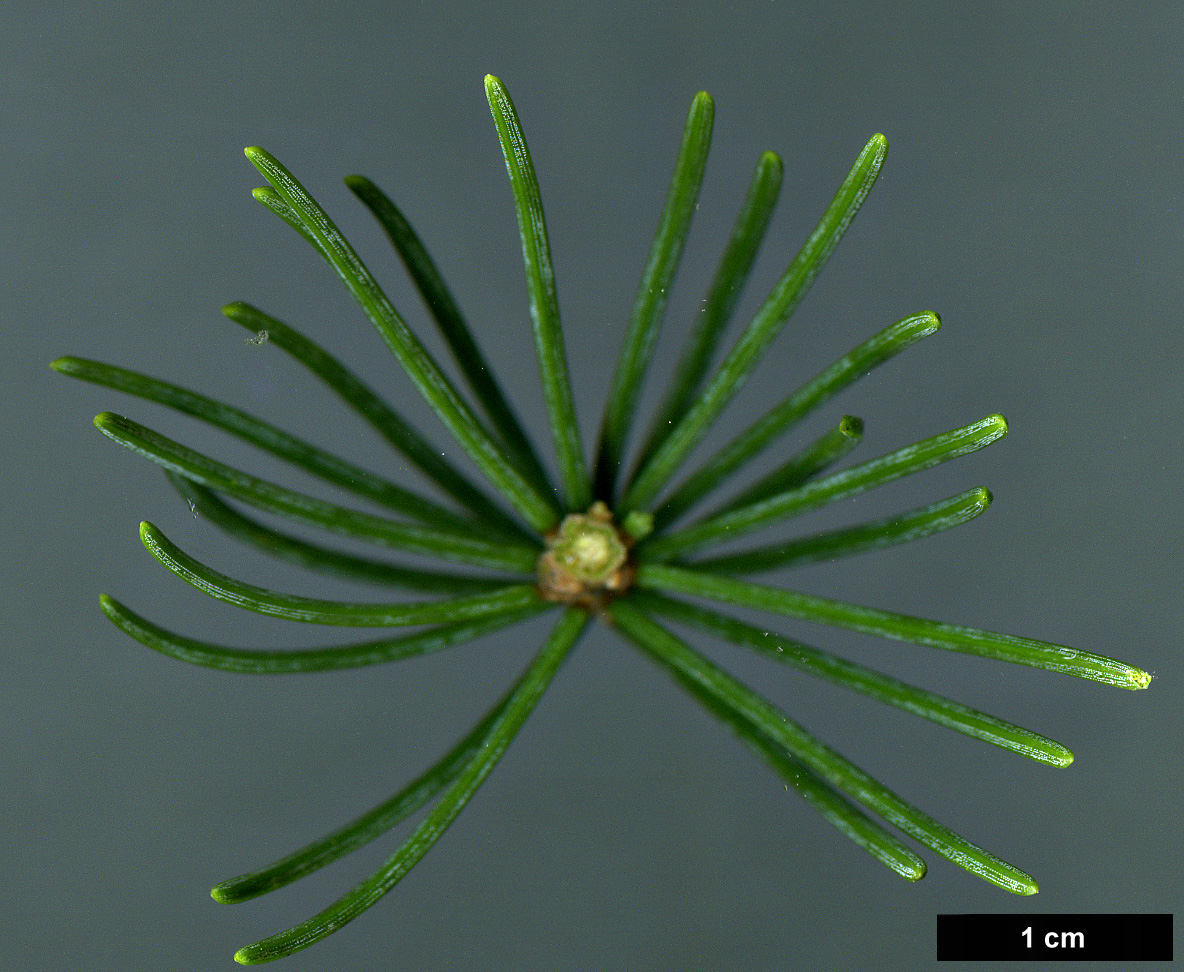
[6,1,1180,969]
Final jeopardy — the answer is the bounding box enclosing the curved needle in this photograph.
[139,521,543,627]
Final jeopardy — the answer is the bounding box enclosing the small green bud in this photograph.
[621,510,654,541]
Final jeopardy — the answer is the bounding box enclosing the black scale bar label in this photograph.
[937,913,1172,961]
